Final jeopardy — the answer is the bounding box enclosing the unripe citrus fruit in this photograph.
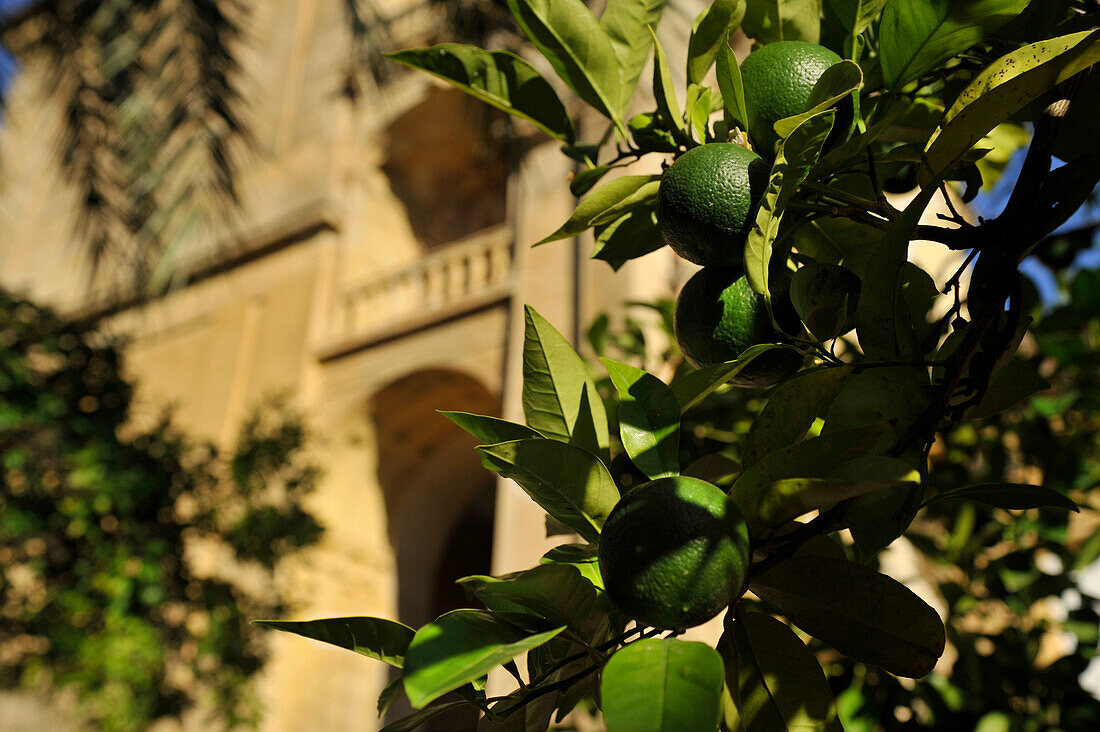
[674,267,802,386]
[739,41,842,157]
[598,476,750,630]
[657,143,771,267]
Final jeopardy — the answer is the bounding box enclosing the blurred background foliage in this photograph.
[0,288,324,730]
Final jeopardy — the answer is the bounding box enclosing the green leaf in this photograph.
[717,36,751,129]
[832,455,924,558]
[403,609,565,708]
[757,476,918,526]
[879,0,1029,90]
[601,638,724,732]
[790,264,860,341]
[964,358,1050,419]
[744,366,853,467]
[385,44,576,144]
[649,27,686,140]
[602,358,680,479]
[729,422,893,528]
[751,556,945,678]
[720,611,839,731]
[380,700,470,732]
[377,677,404,717]
[922,29,1100,182]
[687,0,747,85]
[538,175,662,245]
[600,1,668,111]
[823,366,931,450]
[439,411,544,444]
[925,483,1079,512]
[670,344,793,411]
[592,207,666,270]
[507,0,627,130]
[521,306,610,456]
[743,0,823,44]
[478,439,619,543]
[773,60,862,139]
[540,543,604,589]
[827,0,887,36]
[459,564,605,637]
[255,616,413,667]
[571,164,616,196]
[684,83,714,143]
[745,110,835,300]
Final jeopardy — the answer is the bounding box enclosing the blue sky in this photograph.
[0,0,32,94]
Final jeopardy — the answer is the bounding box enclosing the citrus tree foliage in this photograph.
[267,2,1100,730]
[0,289,323,730]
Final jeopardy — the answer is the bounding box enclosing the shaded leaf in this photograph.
[256,616,413,667]
[478,439,619,543]
[757,476,918,526]
[925,483,1079,512]
[744,366,853,467]
[773,60,863,139]
[965,358,1050,419]
[671,344,793,411]
[879,0,1029,90]
[827,0,887,36]
[601,638,724,732]
[720,611,839,731]
[751,556,946,678]
[649,27,685,139]
[403,609,565,708]
[592,206,666,270]
[687,0,747,85]
[380,700,469,732]
[603,358,680,479]
[386,45,575,143]
[459,564,605,637]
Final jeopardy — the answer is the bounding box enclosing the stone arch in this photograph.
[382,87,509,250]
[369,368,499,629]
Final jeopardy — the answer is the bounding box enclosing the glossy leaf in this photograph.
[744,366,852,467]
[507,0,627,130]
[751,556,946,678]
[256,616,413,667]
[773,60,863,139]
[670,344,792,411]
[601,638,725,732]
[592,206,666,270]
[385,45,575,143]
[540,543,604,589]
[923,29,1100,182]
[729,422,893,526]
[720,611,839,731]
[743,0,823,44]
[965,358,1050,419]
[459,564,604,637]
[879,0,1030,90]
[439,411,544,444]
[538,175,661,244]
[600,0,668,111]
[477,439,619,543]
[744,110,835,301]
[687,0,747,85]
[521,306,610,456]
[403,609,565,708]
[716,36,751,129]
[603,358,680,479]
[925,483,1079,512]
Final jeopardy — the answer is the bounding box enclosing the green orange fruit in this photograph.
[740,41,843,157]
[657,143,771,267]
[674,267,802,386]
[598,476,750,630]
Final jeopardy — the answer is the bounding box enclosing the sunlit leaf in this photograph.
[256,616,413,667]
[603,358,680,479]
[687,0,747,85]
